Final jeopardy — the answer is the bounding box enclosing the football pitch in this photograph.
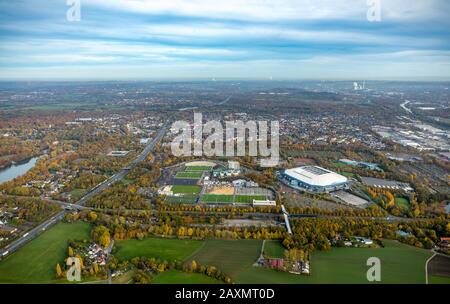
[175,171,203,179]
[171,185,201,194]
[184,166,213,171]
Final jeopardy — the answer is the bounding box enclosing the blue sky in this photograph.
[0,0,449,80]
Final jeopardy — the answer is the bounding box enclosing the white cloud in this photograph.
[88,0,450,21]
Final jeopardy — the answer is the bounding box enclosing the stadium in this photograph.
[280,166,348,193]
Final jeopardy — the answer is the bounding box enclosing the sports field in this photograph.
[114,237,204,262]
[184,166,213,171]
[175,171,203,179]
[189,239,433,284]
[201,194,234,203]
[0,222,91,283]
[201,194,267,204]
[152,270,222,284]
[171,185,201,194]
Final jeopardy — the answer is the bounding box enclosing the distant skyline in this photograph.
[0,0,449,81]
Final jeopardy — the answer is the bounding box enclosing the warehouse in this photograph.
[280,166,348,193]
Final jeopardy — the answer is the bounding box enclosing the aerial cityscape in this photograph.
[0,0,448,297]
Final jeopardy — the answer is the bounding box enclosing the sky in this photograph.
[0,0,449,80]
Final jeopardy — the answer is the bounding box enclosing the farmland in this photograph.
[0,222,91,283]
[114,237,204,262]
[188,239,433,284]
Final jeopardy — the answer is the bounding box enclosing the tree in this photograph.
[56,263,62,278]
[190,260,198,272]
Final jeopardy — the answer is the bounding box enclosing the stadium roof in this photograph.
[284,166,348,187]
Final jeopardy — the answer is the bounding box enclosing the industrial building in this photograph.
[280,166,348,193]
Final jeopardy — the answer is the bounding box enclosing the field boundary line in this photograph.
[183,240,207,262]
[425,251,436,284]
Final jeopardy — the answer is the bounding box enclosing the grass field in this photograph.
[114,237,204,262]
[70,189,87,201]
[263,240,285,258]
[395,197,410,209]
[201,194,234,203]
[188,239,433,284]
[0,222,91,283]
[152,270,222,284]
[184,166,213,172]
[171,185,201,194]
[429,275,450,284]
[175,172,203,179]
[188,239,263,280]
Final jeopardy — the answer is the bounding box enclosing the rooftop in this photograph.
[284,166,348,187]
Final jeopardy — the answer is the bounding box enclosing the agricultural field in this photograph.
[188,239,263,280]
[188,239,433,284]
[152,270,222,284]
[175,172,203,179]
[0,222,91,283]
[171,185,201,194]
[263,240,285,258]
[184,166,213,172]
[114,237,204,262]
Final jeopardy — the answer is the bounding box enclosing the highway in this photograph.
[0,119,171,260]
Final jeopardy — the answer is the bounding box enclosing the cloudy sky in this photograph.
[0,0,449,80]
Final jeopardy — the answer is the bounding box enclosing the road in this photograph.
[0,119,171,260]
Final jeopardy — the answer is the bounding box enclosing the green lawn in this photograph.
[395,197,410,209]
[184,166,213,172]
[152,270,222,284]
[0,222,91,283]
[201,194,234,203]
[188,239,262,280]
[264,241,285,258]
[171,185,201,195]
[114,237,204,262]
[175,172,203,179]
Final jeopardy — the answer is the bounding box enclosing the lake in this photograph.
[0,157,38,184]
